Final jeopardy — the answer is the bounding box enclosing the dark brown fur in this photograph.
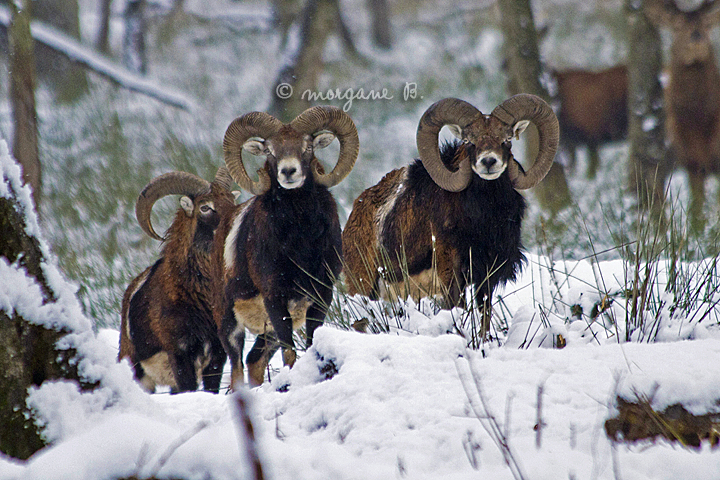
[554,65,628,178]
[218,134,344,388]
[646,0,720,230]
[119,182,235,393]
[343,141,526,334]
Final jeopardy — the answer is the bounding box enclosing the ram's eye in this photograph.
[200,205,212,214]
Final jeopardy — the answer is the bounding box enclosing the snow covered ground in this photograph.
[2,0,720,475]
[2,326,720,480]
[2,136,720,479]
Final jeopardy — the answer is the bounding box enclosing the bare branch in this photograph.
[0,5,194,111]
[148,420,209,478]
[455,354,528,480]
[233,389,266,480]
[535,383,546,449]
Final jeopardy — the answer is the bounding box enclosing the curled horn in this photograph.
[135,172,210,241]
[416,98,483,192]
[223,112,283,195]
[290,106,360,188]
[490,94,559,190]
[212,166,234,191]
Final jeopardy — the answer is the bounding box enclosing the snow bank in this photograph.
[2,324,720,479]
[256,328,720,480]
[0,140,151,451]
[2,139,720,479]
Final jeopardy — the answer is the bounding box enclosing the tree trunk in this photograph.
[96,0,113,54]
[8,0,40,207]
[157,0,189,47]
[0,156,90,460]
[369,0,392,49]
[270,0,362,121]
[497,0,572,216]
[271,0,302,50]
[270,0,338,121]
[123,0,148,74]
[626,0,668,217]
[34,0,89,103]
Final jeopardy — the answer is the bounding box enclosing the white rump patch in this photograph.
[140,352,177,391]
[378,268,445,303]
[124,268,152,341]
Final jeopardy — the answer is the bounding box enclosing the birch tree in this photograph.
[369,0,392,49]
[96,0,113,54]
[270,0,363,121]
[123,0,148,74]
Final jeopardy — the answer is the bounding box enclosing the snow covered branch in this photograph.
[0,5,195,112]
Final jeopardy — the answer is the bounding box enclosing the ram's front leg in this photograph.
[688,169,707,233]
[245,333,279,386]
[305,285,333,347]
[434,241,463,308]
[219,299,245,390]
[170,350,199,394]
[264,296,297,368]
[202,338,227,393]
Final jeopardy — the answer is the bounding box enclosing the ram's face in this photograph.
[449,119,528,181]
[269,131,310,189]
[242,127,336,190]
[673,19,712,66]
[466,136,510,181]
[180,194,221,229]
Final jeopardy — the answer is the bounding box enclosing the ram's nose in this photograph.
[281,166,297,179]
[480,157,497,170]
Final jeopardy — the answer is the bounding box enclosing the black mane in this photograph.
[396,140,527,290]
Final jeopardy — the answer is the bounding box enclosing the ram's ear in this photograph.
[243,139,267,156]
[313,132,336,150]
[180,196,194,216]
[232,190,242,201]
[447,124,463,139]
[512,120,531,140]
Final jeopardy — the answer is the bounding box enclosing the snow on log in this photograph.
[0,141,146,460]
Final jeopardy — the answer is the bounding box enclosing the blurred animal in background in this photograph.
[220,106,358,387]
[645,0,720,231]
[119,168,235,393]
[342,94,559,338]
[551,65,628,179]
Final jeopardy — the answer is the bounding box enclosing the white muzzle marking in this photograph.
[277,157,305,189]
[474,152,506,180]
